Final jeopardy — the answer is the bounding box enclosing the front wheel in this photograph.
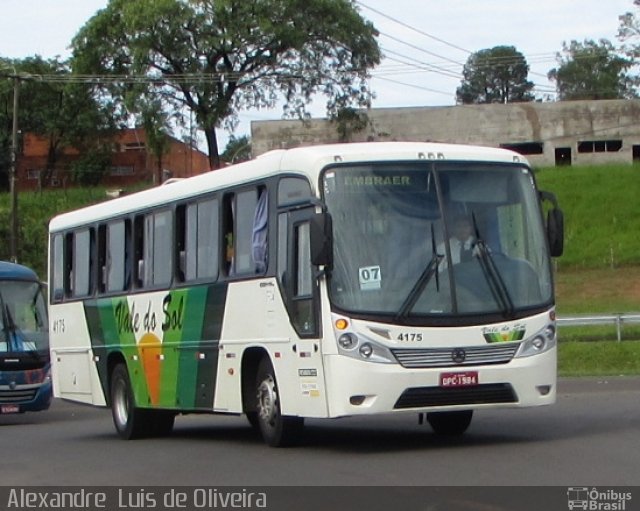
[255,357,303,447]
[427,410,473,436]
[110,363,152,440]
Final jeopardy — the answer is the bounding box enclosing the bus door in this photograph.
[278,207,326,412]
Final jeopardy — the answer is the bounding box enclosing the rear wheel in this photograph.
[255,357,303,447]
[110,363,152,440]
[427,410,473,435]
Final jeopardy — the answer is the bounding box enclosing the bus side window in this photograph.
[223,188,263,276]
[222,194,235,275]
[64,232,74,298]
[183,198,219,281]
[72,228,93,298]
[106,220,128,292]
[133,215,145,288]
[97,225,107,293]
[292,221,315,335]
[51,234,65,302]
[278,209,319,338]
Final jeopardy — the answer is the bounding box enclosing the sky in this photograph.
[0,0,636,149]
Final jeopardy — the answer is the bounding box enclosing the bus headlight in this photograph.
[516,325,556,358]
[338,333,358,350]
[336,334,396,364]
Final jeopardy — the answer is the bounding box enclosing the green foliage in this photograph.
[536,164,640,268]
[221,135,251,164]
[0,188,113,277]
[71,0,381,168]
[0,55,120,190]
[456,46,535,104]
[70,147,113,186]
[548,39,635,100]
[558,340,640,376]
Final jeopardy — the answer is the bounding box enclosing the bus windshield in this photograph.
[0,280,48,354]
[323,162,553,323]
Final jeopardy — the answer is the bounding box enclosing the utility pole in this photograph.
[9,75,20,263]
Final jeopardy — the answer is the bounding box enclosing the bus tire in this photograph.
[110,363,151,440]
[246,411,260,431]
[255,356,303,447]
[427,410,473,436]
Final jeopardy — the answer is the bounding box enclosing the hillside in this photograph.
[535,164,640,269]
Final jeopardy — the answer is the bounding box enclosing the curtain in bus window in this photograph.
[252,189,268,273]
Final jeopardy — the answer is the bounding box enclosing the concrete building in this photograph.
[251,99,640,167]
[16,128,211,190]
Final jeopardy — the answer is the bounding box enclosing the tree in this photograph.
[619,1,640,89]
[70,0,381,170]
[456,46,534,104]
[0,59,14,190]
[548,39,634,100]
[0,56,119,190]
[221,135,251,164]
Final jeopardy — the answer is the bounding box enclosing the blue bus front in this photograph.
[0,262,51,414]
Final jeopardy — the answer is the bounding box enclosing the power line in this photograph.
[356,0,472,55]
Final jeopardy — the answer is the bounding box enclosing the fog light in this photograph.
[338,333,357,350]
[532,336,545,350]
[350,395,366,405]
[544,325,556,340]
[537,385,552,396]
[359,343,373,358]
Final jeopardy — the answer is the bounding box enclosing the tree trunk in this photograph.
[204,127,221,170]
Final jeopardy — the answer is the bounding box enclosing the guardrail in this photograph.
[557,313,640,342]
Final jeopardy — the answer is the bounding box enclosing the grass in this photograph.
[558,340,640,377]
[536,164,640,268]
[555,266,640,314]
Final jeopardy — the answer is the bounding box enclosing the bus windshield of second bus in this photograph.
[323,162,553,323]
[0,262,51,414]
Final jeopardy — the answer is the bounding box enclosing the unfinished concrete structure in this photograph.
[251,99,640,167]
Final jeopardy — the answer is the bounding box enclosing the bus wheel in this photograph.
[255,357,303,447]
[427,410,473,436]
[110,363,151,440]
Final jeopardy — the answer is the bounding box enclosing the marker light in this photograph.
[335,318,349,330]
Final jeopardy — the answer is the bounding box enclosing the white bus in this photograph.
[48,142,563,446]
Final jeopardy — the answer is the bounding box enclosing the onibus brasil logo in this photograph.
[567,487,632,510]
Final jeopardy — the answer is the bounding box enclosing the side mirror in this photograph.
[309,212,333,268]
[539,190,564,258]
[547,208,564,257]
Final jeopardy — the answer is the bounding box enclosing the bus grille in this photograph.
[391,344,519,369]
[0,388,37,403]
[394,383,517,409]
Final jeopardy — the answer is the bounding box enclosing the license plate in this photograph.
[440,371,478,387]
[1,404,20,414]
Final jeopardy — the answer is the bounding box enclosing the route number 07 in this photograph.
[359,265,382,290]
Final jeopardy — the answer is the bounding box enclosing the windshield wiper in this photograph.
[471,213,515,317]
[395,223,443,321]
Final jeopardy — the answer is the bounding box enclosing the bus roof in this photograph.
[49,141,528,232]
[0,261,40,281]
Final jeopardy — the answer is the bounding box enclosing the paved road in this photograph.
[2,377,639,487]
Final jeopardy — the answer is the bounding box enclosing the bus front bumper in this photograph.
[322,347,556,418]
